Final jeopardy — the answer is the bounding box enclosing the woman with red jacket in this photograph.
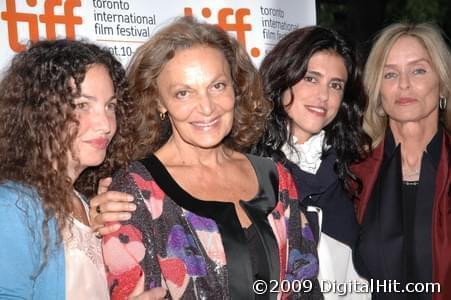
[353,23,450,300]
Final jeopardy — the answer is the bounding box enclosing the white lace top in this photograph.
[63,193,109,300]
[281,130,327,174]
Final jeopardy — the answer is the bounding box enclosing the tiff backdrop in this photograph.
[0,0,316,71]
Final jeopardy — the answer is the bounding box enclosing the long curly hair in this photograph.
[0,39,132,268]
[126,16,271,159]
[251,26,371,195]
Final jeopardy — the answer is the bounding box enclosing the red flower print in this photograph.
[277,163,298,199]
[159,256,187,287]
[103,224,146,275]
[131,173,165,219]
[268,202,287,281]
[109,264,143,300]
[131,173,165,201]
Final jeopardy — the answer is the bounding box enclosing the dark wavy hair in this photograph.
[126,16,271,158]
[251,26,371,195]
[0,39,132,269]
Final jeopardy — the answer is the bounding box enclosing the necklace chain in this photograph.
[403,169,420,176]
[402,167,420,181]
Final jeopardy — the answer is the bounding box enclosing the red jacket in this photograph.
[352,130,450,300]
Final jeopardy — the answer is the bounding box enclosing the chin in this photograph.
[185,131,228,147]
[195,142,223,149]
[191,138,224,149]
[304,126,324,136]
[79,157,107,168]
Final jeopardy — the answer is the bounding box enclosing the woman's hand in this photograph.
[130,275,168,300]
[89,177,136,236]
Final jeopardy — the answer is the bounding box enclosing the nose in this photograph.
[318,83,329,102]
[198,93,215,115]
[399,72,411,90]
[94,110,112,134]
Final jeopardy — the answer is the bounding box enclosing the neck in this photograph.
[67,163,84,186]
[292,130,312,145]
[389,120,438,179]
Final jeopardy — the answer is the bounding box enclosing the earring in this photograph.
[376,103,386,117]
[439,96,447,110]
[159,112,167,120]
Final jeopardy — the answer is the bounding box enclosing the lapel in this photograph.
[352,139,385,224]
[432,131,451,300]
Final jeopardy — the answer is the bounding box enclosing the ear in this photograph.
[156,98,167,114]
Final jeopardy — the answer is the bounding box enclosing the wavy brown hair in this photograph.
[0,39,132,269]
[126,16,270,159]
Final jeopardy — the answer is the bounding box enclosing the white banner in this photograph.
[0,0,316,71]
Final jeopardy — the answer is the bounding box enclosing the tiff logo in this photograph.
[1,0,82,52]
[185,7,260,57]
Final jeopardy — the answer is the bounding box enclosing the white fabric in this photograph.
[63,195,109,300]
[282,130,327,174]
[307,207,370,299]
[282,133,371,299]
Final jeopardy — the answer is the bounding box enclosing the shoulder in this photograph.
[110,160,156,192]
[0,182,43,223]
[440,129,450,170]
[0,182,52,295]
[351,139,384,178]
[444,129,450,149]
[0,182,48,247]
[112,160,150,180]
[245,153,274,163]
[110,160,166,212]
[0,181,37,202]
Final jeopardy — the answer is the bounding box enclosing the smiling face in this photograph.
[69,64,117,178]
[283,50,347,144]
[380,35,440,127]
[157,46,235,150]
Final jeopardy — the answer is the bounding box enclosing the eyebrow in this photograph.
[167,74,230,90]
[79,94,116,101]
[384,58,431,68]
[305,70,346,83]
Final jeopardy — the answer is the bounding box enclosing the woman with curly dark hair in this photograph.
[251,26,372,299]
[0,39,137,299]
[101,17,321,299]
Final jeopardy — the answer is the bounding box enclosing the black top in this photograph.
[402,181,419,286]
[355,129,442,300]
[142,153,279,299]
[244,224,268,299]
[245,225,264,279]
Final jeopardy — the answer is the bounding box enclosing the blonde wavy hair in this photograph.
[363,22,451,146]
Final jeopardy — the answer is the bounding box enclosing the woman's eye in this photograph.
[413,68,426,75]
[107,102,117,111]
[213,82,226,90]
[75,102,89,110]
[383,72,397,79]
[175,90,189,99]
[330,82,344,90]
[303,76,316,83]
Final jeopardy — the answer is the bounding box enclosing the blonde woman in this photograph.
[353,23,450,300]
